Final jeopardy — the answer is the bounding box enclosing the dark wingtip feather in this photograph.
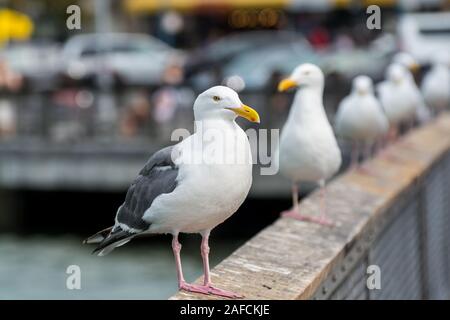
[91,229,134,256]
[83,226,113,245]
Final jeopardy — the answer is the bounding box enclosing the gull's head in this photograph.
[393,52,420,73]
[386,64,407,84]
[352,75,373,95]
[278,63,324,92]
[193,86,260,123]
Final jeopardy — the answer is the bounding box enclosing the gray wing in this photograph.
[87,146,179,256]
[116,145,179,231]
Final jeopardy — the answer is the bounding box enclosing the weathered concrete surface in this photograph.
[171,113,450,300]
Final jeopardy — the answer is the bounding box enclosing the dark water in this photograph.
[0,234,244,299]
[0,190,287,299]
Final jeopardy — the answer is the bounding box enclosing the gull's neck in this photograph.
[194,117,238,133]
[288,85,325,121]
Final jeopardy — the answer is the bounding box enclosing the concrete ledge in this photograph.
[171,113,450,300]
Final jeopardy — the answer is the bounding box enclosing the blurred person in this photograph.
[158,11,184,47]
[120,90,153,138]
[307,26,331,51]
[0,60,22,139]
[0,59,23,92]
[151,60,193,139]
[334,32,355,51]
[0,99,16,138]
[152,86,178,138]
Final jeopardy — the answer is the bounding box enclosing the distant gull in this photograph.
[335,75,388,173]
[421,52,450,115]
[276,63,342,226]
[392,52,431,123]
[84,86,260,298]
[377,63,417,143]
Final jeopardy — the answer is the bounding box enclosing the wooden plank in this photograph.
[171,113,450,300]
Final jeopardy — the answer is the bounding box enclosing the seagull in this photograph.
[84,86,260,298]
[377,63,417,143]
[276,63,342,226]
[421,52,450,115]
[335,75,388,173]
[392,52,431,123]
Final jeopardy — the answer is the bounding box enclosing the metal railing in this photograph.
[314,151,450,299]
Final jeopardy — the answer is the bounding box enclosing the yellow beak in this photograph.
[278,78,298,92]
[228,104,260,123]
[409,63,420,73]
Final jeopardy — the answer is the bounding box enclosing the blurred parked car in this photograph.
[0,43,62,91]
[398,12,450,64]
[184,31,307,77]
[61,33,186,87]
[189,34,393,92]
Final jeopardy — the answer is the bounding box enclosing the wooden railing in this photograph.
[171,113,450,300]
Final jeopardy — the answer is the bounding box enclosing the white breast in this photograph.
[378,81,416,125]
[144,121,253,234]
[422,66,450,112]
[335,94,388,143]
[278,90,342,183]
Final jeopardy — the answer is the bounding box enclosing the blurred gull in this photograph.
[335,75,388,173]
[377,64,417,142]
[392,52,431,123]
[84,86,260,298]
[421,52,450,115]
[276,63,342,226]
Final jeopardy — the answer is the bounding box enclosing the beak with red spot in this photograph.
[227,104,260,123]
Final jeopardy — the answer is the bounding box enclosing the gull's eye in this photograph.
[213,96,221,102]
[304,70,310,75]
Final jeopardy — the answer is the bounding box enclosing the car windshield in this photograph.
[70,34,170,57]
[205,31,302,59]
[225,42,314,76]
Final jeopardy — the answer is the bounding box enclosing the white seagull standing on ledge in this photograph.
[421,52,450,115]
[276,63,342,226]
[392,52,431,124]
[84,86,260,299]
[335,75,388,173]
[377,64,417,143]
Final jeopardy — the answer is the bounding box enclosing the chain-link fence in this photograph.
[313,151,450,300]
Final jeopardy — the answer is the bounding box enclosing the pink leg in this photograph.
[198,232,243,298]
[357,143,376,176]
[398,119,421,150]
[349,141,360,170]
[282,181,334,227]
[172,234,186,286]
[374,136,387,156]
[174,232,243,299]
[281,183,300,217]
[379,126,402,163]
